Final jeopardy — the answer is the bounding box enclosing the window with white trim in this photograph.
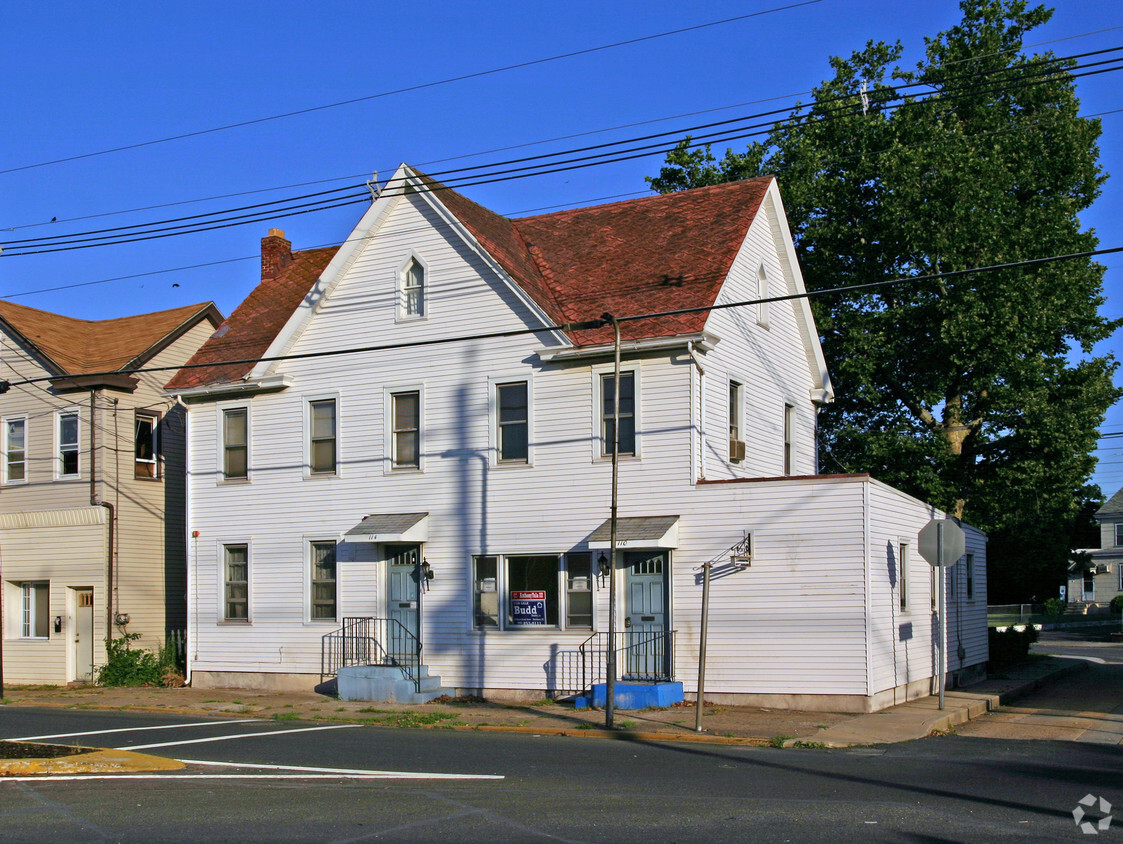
[223,544,249,621]
[391,391,420,469]
[310,541,337,621]
[729,380,744,462]
[4,416,26,483]
[899,542,910,612]
[309,399,337,475]
[57,411,79,478]
[757,265,770,327]
[21,581,49,638]
[135,411,160,479]
[222,407,248,480]
[472,553,590,631]
[399,257,425,319]
[1115,523,1123,547]
[783,403,794,475]
[496,381,528,463]
[601,371,636,457]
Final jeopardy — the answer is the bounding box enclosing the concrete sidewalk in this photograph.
[0,656,1088,766]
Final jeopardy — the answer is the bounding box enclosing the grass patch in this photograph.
[359,711,460,729]
[768,734,792,748]
[792,741,827,749]
[270,712,301,721]
[618,720,637,729]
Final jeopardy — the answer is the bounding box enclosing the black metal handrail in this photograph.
[321,616,422,692]
[577,629,676,693]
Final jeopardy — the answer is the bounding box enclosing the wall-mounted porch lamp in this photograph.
[596,551,611,587]
[421,559,434,582]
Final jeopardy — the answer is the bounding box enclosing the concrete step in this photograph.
[337,664,454,704]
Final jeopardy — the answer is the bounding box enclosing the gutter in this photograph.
[538,332,718,363]
[168,373,291,401]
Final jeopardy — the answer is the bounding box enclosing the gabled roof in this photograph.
[171,167,784,391]
[166,244,337,391]
[0,299,222,377]
[1096,487,1123,519]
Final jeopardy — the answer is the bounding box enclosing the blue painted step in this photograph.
[574,681,683,710]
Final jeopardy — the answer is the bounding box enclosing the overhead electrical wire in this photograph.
[0,0,826,177]
[3,46,1120,258]
[4,245,1120,391]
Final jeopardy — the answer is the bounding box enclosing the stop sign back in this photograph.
[918,519,966,567]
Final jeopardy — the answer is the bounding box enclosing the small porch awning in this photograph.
[587,515,679,550]
[344,513,429,543]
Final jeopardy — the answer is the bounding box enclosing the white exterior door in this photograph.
[1082,570,1095,602]
[386,545,420,665]
[73,588,94,682]
[624,551,668,678]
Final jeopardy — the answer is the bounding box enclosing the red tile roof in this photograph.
[0,300,222,375]
[172,169,773,389]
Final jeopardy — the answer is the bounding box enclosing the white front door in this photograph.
[1082,570,1095,602]
[73,588,94,682]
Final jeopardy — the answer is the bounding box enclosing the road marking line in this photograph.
[128,723,360,750]
[8,720,259,742]
[181,758,504,779]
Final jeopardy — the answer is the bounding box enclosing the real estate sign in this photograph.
[510,590,547,626]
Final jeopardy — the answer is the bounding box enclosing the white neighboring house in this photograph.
[1068,486,1123,609]
[169,164,988,713]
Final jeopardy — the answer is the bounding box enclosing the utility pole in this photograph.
[605,314,621,730]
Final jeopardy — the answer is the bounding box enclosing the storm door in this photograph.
[73,588,94,682]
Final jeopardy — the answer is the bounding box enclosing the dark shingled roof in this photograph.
[171,168,774,390]
[0,299,221,376]
[1096,487,1123,519]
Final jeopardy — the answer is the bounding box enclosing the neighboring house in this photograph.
[0,300,223,684]
[169,165,988,713]
[1067,486,1123,608]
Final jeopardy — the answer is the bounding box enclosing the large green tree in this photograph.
[649,0,1119,601]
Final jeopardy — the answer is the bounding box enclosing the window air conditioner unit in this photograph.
[1095,563,1109,574]
[729,439,746,462]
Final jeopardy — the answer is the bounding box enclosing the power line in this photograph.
[0,1,825,178]
[4,244,1119,391]
[5,51,1120,258]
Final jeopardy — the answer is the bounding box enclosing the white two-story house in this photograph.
[169,165,987,712]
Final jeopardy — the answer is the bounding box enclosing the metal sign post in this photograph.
[918,519,966,711]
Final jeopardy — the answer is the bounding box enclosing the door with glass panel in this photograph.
[386,545,421,666]
[73,588,94,682]
[624,550,668,679]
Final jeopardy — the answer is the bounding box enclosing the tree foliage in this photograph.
[649,0,1119,601]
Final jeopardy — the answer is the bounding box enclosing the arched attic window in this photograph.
[399,257,425,319]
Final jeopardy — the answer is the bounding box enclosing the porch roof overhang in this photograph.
[587,515,679,550]
[344,512,429,543]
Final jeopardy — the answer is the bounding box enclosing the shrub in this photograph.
[1111,595,1123,615]
[988,625,1039,671]
[97,633,183,687]
[1043,597,1066,616]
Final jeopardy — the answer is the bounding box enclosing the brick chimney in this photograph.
[261,228,293,280]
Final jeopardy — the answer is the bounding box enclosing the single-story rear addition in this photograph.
[168,164,988,712]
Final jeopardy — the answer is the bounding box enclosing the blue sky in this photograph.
[1,0,1120,494]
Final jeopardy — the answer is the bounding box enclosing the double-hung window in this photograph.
[391,391,420,469]
[222,408,248,480]
[601,372,635,457]
[309,399,337,475]
[223,545,249,621]
[783,403,794,475]
[1115,523,1123,547]
[310,542,337,621]
[565,553,593,629]
[729,381,744,462]
[21,582,49,638]
[899,542,910,612]
[496,381,528,463]
[4,417,26,483]
[58,411,79,477]
[400,258,425,319]
[135,411,159,479]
